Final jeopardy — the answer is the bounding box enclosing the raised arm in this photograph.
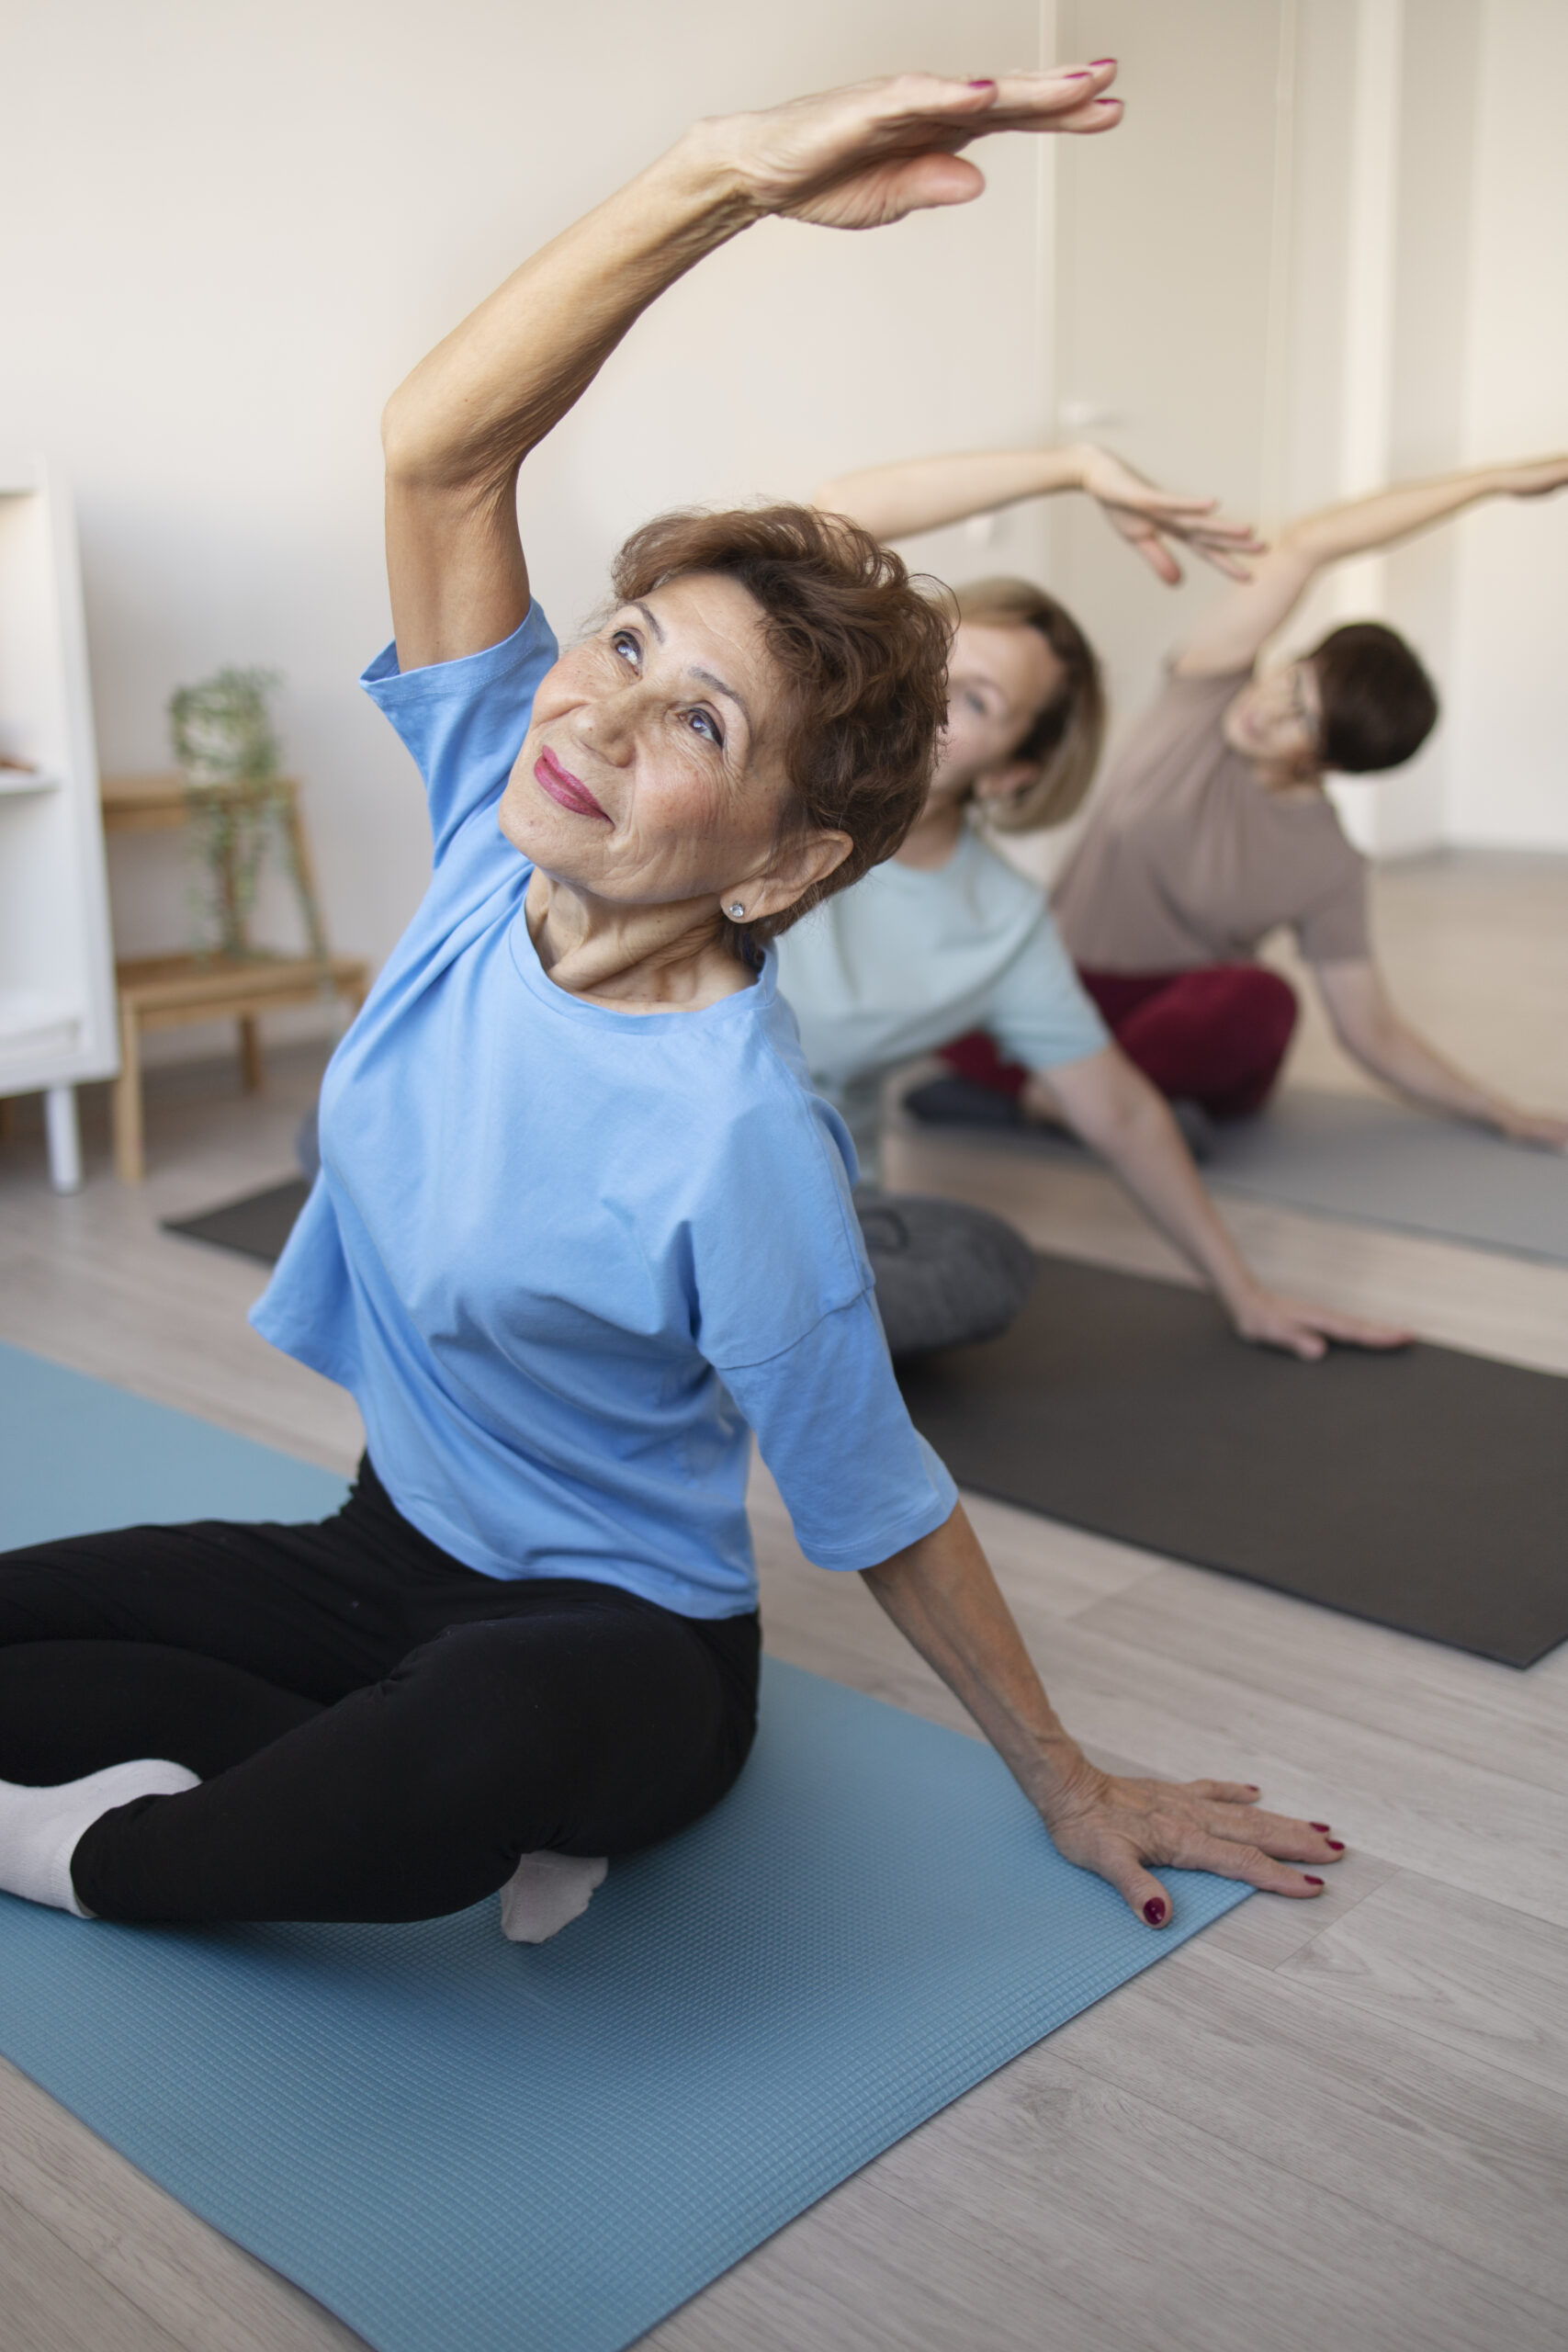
[379,65,1124,673]
[1177,453,1568,679]
[814,443,1262,584]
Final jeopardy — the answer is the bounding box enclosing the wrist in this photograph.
[649,120,765,236]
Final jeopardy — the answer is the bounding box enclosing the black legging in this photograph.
[0,1457,760,1927]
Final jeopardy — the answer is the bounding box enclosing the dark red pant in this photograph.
[942,963,1298,1120]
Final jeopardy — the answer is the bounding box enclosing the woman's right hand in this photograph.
[692,65,1122,233]
[1039,1754,1346,1926]
[1077,445,1267,584]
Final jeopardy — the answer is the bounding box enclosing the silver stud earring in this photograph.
[726,901,746,919]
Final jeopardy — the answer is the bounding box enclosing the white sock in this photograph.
[499,1850,607,1944]
[0,1759,200,1917]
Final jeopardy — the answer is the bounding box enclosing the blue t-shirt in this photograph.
[251,605,956,1616]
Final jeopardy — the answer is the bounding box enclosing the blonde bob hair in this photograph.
[953,577,1105,833]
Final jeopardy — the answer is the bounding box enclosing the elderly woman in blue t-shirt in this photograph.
[0,64,1341,1938]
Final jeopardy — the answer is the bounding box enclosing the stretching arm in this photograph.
[1315,960,1568,1149]
[1033,1046,1410,1352]
[862,1501,1341,1921]
[1177,454,1568,679]
[380,65,1125,673]
[814,443,1261,584]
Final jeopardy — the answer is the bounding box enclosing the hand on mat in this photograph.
[1039,1763,1345,1923]
[1077,447,1265,585]
[1494,1104,1568,1152]
[709,62,1122,233]
[1228,1283,1412,1362]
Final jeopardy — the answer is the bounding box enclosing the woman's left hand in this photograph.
[1040,1758,1345,1925]
[1077,446,1267,584]
[1228,1283,1412,1360]
[1495,1104,1568,1151]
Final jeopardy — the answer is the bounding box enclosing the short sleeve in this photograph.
[1293,859,1371,966]
[721,1293,958,1570]
[360,604,559,861]
[985,906,1109,1072]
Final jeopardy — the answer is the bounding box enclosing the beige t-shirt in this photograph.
[1053,667,1371,972]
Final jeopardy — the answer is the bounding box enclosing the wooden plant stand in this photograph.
[99,771,368,1182]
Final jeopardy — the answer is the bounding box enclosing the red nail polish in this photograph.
[1303,1875,1325,1887]
[967,78,997,89]
[1089,58,1117,66]
[1144,1897,1167,1925]
[1326,1839,1346,1852]
[1245,1784,1260,1794]
[1309,1823,1332,1832]
[1063,70,1091,77]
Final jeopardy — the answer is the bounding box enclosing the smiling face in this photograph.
[500,572,830,929]
[931,620,1068,810]
[1222,660,1324,780]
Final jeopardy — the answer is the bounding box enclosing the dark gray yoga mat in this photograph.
[897,1254,1568,1668]
[164,1177,310,1264]
[1203,1088,1568,1263]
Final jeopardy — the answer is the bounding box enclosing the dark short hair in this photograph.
[611,505,951,943]
[952,577,1105,831]
[1310,622,1438,774]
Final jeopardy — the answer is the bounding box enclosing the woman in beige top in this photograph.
[890,450,1568,1144]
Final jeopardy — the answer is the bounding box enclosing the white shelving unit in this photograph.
[0,460,118,1190]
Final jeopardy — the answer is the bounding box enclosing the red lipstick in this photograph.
[534,746,609,820]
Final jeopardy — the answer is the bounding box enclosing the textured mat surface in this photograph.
[163,1176,311,1265]
[0,1342,347,1544]
[0,1346,1248,2352]
[1203,1088,1568,1262]
[898,1254,1568,1668]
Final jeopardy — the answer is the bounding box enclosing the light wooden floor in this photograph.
[2,848,1566,2352]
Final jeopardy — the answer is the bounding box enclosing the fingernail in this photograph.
[1326,1839,1346,1852]
[1303,1875,1325,1887]
[1309,1823,1332,1832]
[1089,58,1116,66]
[1063,70,1091,78]
[1246,1785,1260,1794]
[1144,1897,1168,1925]
[967,78,997,89]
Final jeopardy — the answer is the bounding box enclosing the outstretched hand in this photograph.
[1502,454,1568,500]
[1228,1283,1412,1361]
[1078,446,1267,584]
[701,64,1122,233]
[1041,1760,1346,1924]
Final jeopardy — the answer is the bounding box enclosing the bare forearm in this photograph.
[813,446,1089,542]
[383,130,750,492]
[1335,1004,1517,1125]
[1284,463,1513,570]
[861,1504,1084,1814]
[1047,1058,1257,1313]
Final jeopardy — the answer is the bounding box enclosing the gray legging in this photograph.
[297,1109,1033,1363]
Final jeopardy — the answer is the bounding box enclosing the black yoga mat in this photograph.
[897,1254,1568,1668]
[164,1178,310,1264]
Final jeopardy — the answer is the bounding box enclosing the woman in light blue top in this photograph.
[784,493,1407,1361]
[0,64,1342,1938]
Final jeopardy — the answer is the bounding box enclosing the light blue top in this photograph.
[774,828,1108,1176]
[251,605,955,1617]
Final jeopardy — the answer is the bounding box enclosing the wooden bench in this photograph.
[100,772,368,1182]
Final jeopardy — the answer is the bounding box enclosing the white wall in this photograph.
[0,0,1051,1023]
[1445,0,1568,851]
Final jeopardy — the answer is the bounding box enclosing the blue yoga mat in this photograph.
[0,1342,1249,2352]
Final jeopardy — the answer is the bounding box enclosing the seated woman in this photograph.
[784,457,1402,1362]
[883,447,1568,1143]
[0,67,1342,1938]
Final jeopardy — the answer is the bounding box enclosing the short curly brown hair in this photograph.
[610,505,952,945]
